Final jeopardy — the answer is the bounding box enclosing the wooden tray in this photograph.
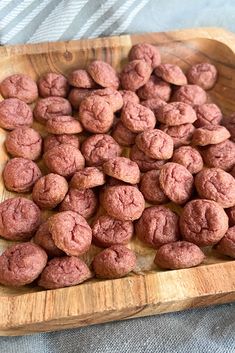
[0,27,234,336]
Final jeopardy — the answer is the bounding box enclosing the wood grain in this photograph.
[0,27,234,335]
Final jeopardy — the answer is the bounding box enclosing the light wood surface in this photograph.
[0,27,234,336]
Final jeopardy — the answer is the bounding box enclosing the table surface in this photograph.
[0,1,235,352]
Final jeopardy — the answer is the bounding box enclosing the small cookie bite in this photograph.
[0,98,33,130]
[81,134,122,166]
[135,129,174,160]
[154,241,205,270]
[192,125,230,146]
[157,102,197,126]
[141,97,166,114]
[180,199,228,246]
[48,211,92,256]
[222,113,235,142]
[43,144,85,178]
[68,88,92,109]
[201,140,235,171]
[172,146,203,174]
[172,84,207,106]
[45,115,83,134]
[92,245,136,279]
[215,226,235,258]
[119,90,140,105]
[154,64,187,86]
[34,97,72,124]
[128,43,161,69]
[121,101,156,133]
[5,127,42,160]
[0,74,38,103]
[79,95,114,133]
[87,60,119,89]
[71,167,106,189]
[68,69,96,88]
[139,170,168,204]
[0,197,41,241]
[136,206,179,248]
[103,157,140,184]
[32,173,68,209]
[60,188,98,219]
[44,134,80,152]
[195,168,235,208]
[38,72,69,97]
[34,221,64,257]
[130,144,165,172]
[92,215,134,247]
[112,121,137,146]
[0,243,47,287]
[187,63,218,90]
[194,103,222,127]
[38,256,92,289]
[91,88,123,112]
[137,76,171,101]
[227,206,235,226]
[159,162,194,205]
[160,123,195,148]
[120,60,152,91]
[3,157,42,193]
[101,185,145,221]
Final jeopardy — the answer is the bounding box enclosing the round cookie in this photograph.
[34,221,64,257]
[180,199,228,246]
[45,115,83,134]
[195,168,235,208]
[48,211,92,256]
[87,60,119,89]
[38,72,69,97]
[172,84,207,106]
[227,206,235,226]
[119,90,140,105]
[139,170,168,204]
[91,88,123,112]
[154,241,205,269]
[172,146,203,174]
[32,173,68,209]
[0,243,47,287]
[130,144,165,172]
[5,127,42,160]
[60,188,98,219]
[92,245,136,279]
[160,123,195,148]
[128,43,161,69]
[215,226,235,258]
[137,76,171,101]
[71,167,106,189]
[43,144,85,178]
[187,63,218,90]
[192,125,230,146]
[112,121,137,146]
[3,157,42,193]
[68,88,92,109]
[34,97,72,124]
[0,197,41,241]
[159,162,194,205]
[43,134,80,152]
[141,97,166,115]
[0,74,38,103]
[201,140,235,171]
[136,206,179,248]
[157,102,197,126]
[81,134,122,166]
[120,101,156,133]
[92,215,133,247]
[38,256,92,289]
[103,157,140,184]
[68,69,96,88]
[194,103,222,127]
[0,98,33,130]
[120,60,152,91]
[135,129,174,160]
[101,185,145,221]
[154,63,187,85]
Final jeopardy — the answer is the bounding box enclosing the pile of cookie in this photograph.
[0,43,234,290]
